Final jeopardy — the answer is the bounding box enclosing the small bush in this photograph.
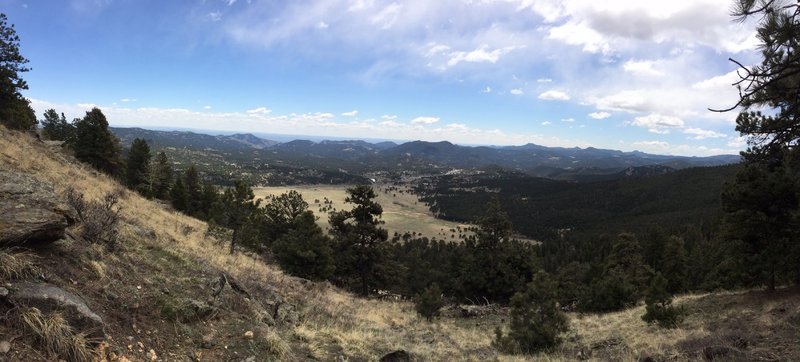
[65,187,121,248]
[415,283,445,321]
[642,273,683,328]
[494,271,569,354]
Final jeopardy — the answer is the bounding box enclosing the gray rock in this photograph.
[0,340,10,354]
[0,287,8,297]
[0,171,76,246]
[7,282,104,338]
[179,299,217,322]
[380,350,411,362]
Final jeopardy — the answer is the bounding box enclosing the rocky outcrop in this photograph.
[0,170,75,246]
[3,282,105,338]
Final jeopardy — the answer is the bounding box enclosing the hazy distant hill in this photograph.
[110,127,740,179]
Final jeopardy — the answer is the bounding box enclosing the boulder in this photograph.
[0,171,75,246]
[380,350,411,362]
[5,282,104,338]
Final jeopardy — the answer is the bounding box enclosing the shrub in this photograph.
[642,273,682,328]
[494,271,568,354]
[415,283,445,321]
[65,187,121,248]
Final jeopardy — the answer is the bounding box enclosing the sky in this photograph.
[3,0,763,156]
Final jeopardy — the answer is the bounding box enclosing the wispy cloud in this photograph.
[538,90,570,101]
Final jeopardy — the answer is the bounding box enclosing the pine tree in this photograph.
[71,108,122,175]
[642,273,681,328]
[170,178,188,213]
[661,236,688,293]
[0,13,35,131]
[494,271,569,354]
[149,151,172,200]
[126,138,151,194]
[415,283,445,321]
[184,164,202,216]
[212,180,260,254]
[329,185,391,295]
[272,210,335,281]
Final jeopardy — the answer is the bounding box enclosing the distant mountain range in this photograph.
[111,127,740,179]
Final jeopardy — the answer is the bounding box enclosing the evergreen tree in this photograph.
[642,273,682,328]
[0,13,35,131]
[213,180,260,254]
[272,211,335,281]
[126,138,151,194]
[71,108,122,175]
[184,164,202,216]
[197,182,219,221]
[329,185,391,295]
[261,190,309,243]
[720,162,798,290]
[415,283,445,321]
[149,151,172,200]
[170,178,188,213]
[581,233,652,312]
[494,271,568,354]
[661,236,688,293]
[459,198,539,303]
[716,0,800,290]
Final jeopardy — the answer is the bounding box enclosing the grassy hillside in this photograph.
[1,127,797,361]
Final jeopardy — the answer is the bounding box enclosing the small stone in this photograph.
[243,331,254,339]
[137,342,145,349]
[148,349,157,361]
[0,340,11,354]
[0,287,8,297]
[244,357,256,362]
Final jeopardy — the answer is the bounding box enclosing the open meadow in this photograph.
[253,184,473,242]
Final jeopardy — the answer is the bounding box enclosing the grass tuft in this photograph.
[18,307,96,362]
[0,247,39,280]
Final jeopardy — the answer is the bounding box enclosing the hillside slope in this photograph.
[0,127,798,361]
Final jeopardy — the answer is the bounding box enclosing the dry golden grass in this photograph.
[0,247,39,280]
[253,185,472,241]
[18,307,96,362]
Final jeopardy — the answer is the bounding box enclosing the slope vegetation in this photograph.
[0,127,797,361]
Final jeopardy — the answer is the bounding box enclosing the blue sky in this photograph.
[4,0,762,155]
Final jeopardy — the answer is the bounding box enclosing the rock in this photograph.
[380,350,411,362]
[7,282,104,338]
[275,303,300,326]
[0,170,76,246]
[702,345,744,361]
[179,299,217,322]
[243,331,254,339]
[0,340,10,354]
[0,287,8,297]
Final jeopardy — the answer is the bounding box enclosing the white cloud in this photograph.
[541,121,552,126]
[446,45,521,67]
[631,113,684,134]
[481,86,492,93]
[623,59,664,77]
[246,107,272,115]
[317,21,329,29]
[727,136,747,148]
[121,98,137,103]
[510,88,524,95]
[683,128,726,140]
[341,110,359,116]
[207,11,222,22]
[538,90,570,101]
[381,114,397,120]
[410,116,440,125]
[588,111,611,119]
[560,118,575,122]
[589,90,648,113]
[203,105,212,110]
[537,78,553,83]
